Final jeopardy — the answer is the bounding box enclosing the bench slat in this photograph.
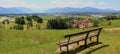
[57,33,98,46]
[64,27,102,38]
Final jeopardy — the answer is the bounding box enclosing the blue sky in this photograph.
[0,0,120,10]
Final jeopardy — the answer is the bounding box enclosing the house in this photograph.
[72,20,78,28]
[72,18,91,29]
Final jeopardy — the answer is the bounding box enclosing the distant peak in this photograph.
[63,7,72,8]
[83,7,98,9]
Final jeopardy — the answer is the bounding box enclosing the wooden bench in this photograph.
[56,27,103,53]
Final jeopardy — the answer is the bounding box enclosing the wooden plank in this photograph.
[64,27,103,38]
[57,33,98,46]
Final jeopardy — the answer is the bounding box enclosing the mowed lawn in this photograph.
[0,28,120,54]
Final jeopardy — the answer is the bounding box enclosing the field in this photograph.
[0,28,120,54]
[0,17,120,54]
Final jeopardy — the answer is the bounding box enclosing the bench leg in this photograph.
[77,41,79,45]
[60,46,62,51]
[90,37,92,41]
[84,40,87,47]
[97,36,99,44]
[66,45,69,54]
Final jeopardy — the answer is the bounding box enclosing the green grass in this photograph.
[0,29,83,54]
[79,29,120,54]
[100,20,120,28]
[0,28,120,54]
[1,18,120,54]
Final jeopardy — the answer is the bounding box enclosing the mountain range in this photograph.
[0,7,35,14]
[44,7,119,13]
[0,7,120,14]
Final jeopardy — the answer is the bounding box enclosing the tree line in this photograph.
[103,14,120,20]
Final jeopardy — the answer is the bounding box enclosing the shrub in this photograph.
[66,22,73,28]
[108,21,112,25]
[26,22,33,29]
[92,19,100,27]
[13,24,24,30]
[27,22,33,27]
[9,26,12,29]
[36,24,41,29]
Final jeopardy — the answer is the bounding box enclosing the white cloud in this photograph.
[51,0,107,8]
[98,2,106,5]
[52,0,82,8]
[0,0,108,10]
[51,0,82,8]
[0,0,19,3]
[0,0,40,9]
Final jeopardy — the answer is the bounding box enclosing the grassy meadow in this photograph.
[0,16,120,54]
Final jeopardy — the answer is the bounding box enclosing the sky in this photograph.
[0,0,120,10]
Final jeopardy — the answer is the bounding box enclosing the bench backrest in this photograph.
[64,27,103,38]
[64,27,103,45]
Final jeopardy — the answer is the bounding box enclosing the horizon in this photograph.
[0,0,120,10]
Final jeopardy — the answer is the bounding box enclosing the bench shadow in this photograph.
[61,42,109,54]
[86,44,109,54]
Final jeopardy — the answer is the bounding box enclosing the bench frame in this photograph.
[57,27,103,53]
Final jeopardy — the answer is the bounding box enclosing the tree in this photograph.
[14,17,25,30]
[47,18,68,29]
[32,15,43,29]
[32,15,42,23]
[36,17,43,23]
[21,16,24,19]
[104,14,120,20]
[2,19,9,24]
[32,15,43,23]
[32,15,39,21]
[2,19,10,29]
[26,16,32,22]
[15,17,25,25]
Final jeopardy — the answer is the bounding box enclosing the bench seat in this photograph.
[57,33,98,46]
